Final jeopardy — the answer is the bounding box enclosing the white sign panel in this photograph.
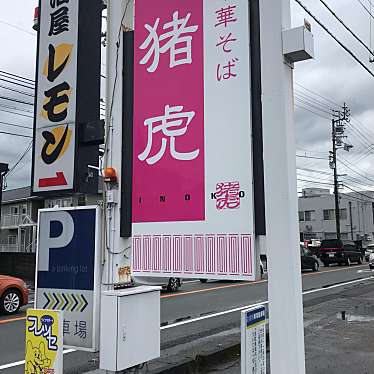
[241,305,266,374]
[132,0,254,281]
[32,0,78,192]
[35,207,101,351]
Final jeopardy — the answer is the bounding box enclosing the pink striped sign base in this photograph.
[132,233,253,279]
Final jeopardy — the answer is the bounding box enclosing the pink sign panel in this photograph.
[133,0,205,223]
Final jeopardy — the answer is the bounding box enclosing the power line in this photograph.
[0,84,34,97]
[295,83,341,107]
[338,157,374,184]
[0,103,33,113]
[0,130,32,138]
[0,20,36,37]
[342,175,374,189]
[0,77,34,90]
[345,126,372,151]
[355,0,374,20]
[297,167,331,176]
[296,155,328,160]
[294,88,373,160]
[294,0,374,78]
[295,103,331,120]
[0,96,33,106]
[351,115,374,140]
[295,89,336,111]
[0,120,32,130]
[339,155,374,180]
[343,184,374,200]
[297,178,334,185]
[294,95,333,115]
[365,0,374,9]
[0,70,34,83]
[6,141,33,177]
[340,193,371,204]
[319,0,374,57]
[0,108,33,118]
[352,150,374,164]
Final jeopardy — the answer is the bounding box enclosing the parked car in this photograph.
[132,276,182,292]
[365,244,374,261]
[0,275,29,315]
[200,258,266,283]
[300,246,319,271]
[319,239,363,267]
[369,253,374,269]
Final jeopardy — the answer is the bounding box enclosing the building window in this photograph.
[323,209,335,220]
[46,198,73,208]
[10,206,19,215]
[63,198,73,207]
[8,236,17,245]
[299,211,304,222]
[78,195,86,206]
[304,210,315,221]
[323,208,347,220]
[21,204,27,216]
[340,208,347,220]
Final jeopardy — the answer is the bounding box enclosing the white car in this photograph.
[133,276,182,292]
[365,244,374,261]
[369,253,374,269]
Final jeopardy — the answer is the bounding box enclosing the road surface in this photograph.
[0,263,372,373]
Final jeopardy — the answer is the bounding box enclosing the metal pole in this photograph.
[0,174,3,227]
[0,163,9,227]
[261,0,306,372]
[349,201,354,240]
[102,0,134,288]
[332,119,341,240]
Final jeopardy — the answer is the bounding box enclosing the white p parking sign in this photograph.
[35,207,101,351]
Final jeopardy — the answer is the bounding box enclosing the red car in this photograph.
[0,275,29,315]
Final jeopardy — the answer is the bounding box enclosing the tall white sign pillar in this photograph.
[260,0,306,373]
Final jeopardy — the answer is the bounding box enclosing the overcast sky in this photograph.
[0,0,373,193]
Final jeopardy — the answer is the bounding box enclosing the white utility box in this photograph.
[282,25,314,63]
[99,286,161,371]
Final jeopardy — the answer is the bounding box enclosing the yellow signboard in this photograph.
[25,309,63,374]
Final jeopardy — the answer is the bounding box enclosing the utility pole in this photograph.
[329,103,351,240]
[349,201,354,240]
[332,117,340,239]
[0,163,9,227]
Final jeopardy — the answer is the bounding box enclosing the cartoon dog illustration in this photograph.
[25,341,51,374]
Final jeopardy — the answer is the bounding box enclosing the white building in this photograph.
[298,188,374,243]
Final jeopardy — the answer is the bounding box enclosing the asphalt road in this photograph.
[1,263,373,373]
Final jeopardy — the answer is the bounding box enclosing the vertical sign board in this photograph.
[32,0,101,194]
[241,305,266,374]
[130,0,255,280]
[35,207,101,351]
[25,309,63,374]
